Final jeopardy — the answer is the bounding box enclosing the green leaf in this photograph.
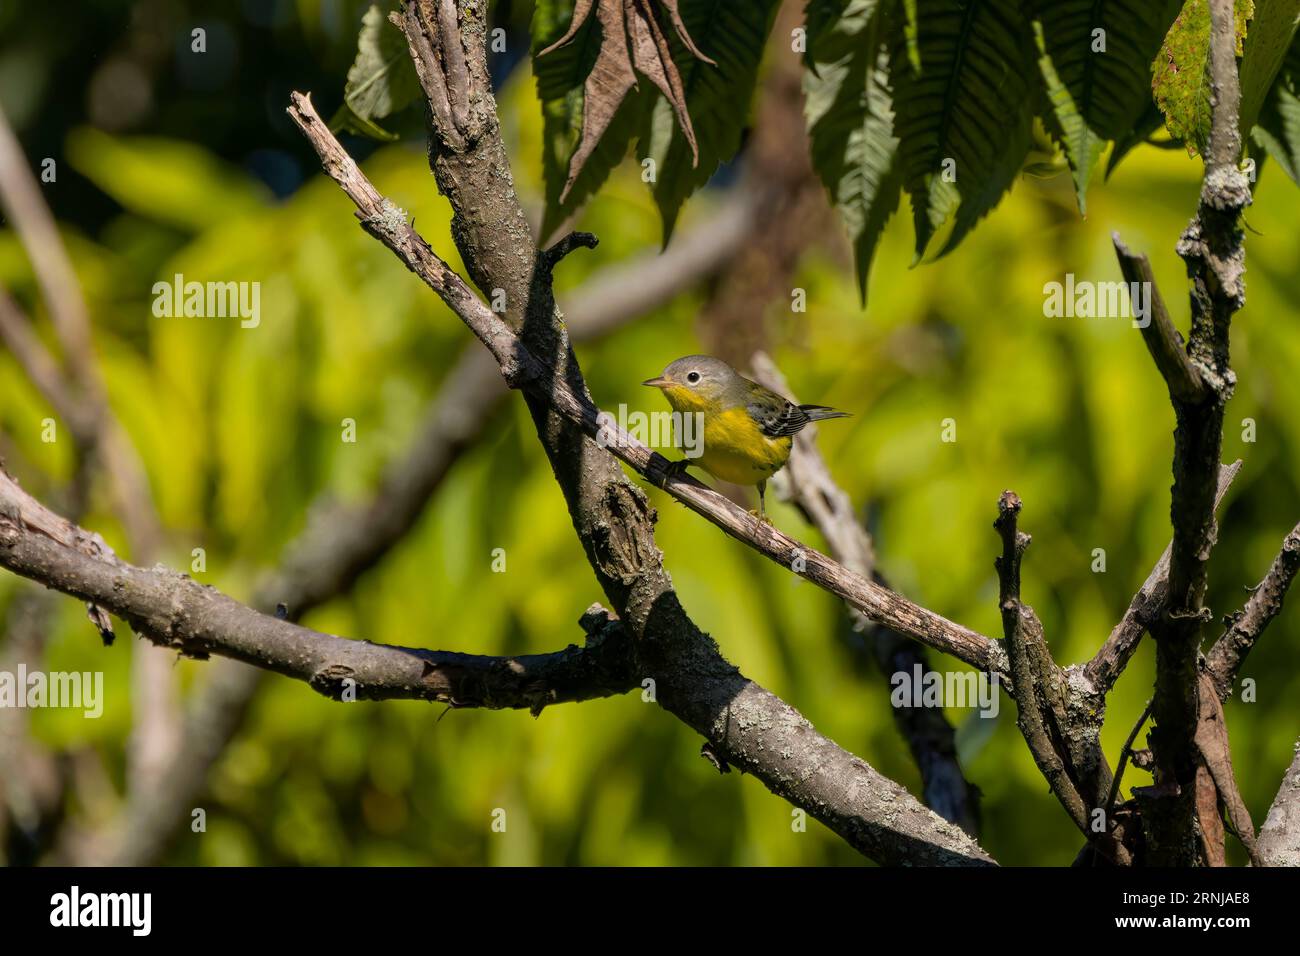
[804,0,902,304]
[329,2,421,141]
[1239,0,1300,134]
[1152,0,1254,156]
[639,0,782,241]
[890,0,1036,261]
[1252,34,1300,182]
[532,0,651,240]
[1028,0,1183,213]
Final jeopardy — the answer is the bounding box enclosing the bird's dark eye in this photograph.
[686,371,701,384]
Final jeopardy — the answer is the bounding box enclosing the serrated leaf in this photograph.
[533,0,646,239]
[1252,33,1300,182]
[329,2,421,141]
[890,0,1036,261]
[1239,0,1300,134]
[804,0,902,304]
[1028,0,1183,213]
[534,0,718,240]
[639,0,782,241]
[1152,0,1254,156]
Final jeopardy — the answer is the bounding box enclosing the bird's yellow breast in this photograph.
[661,386,791,486]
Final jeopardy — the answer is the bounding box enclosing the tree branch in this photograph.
[1140,0,1251,865]
[1111,233,1206,404]
[0,467,638,708]
[1,448,995,866]
[1205,522,1300,701]
[0,101,183,829]
[994,493,1090,834]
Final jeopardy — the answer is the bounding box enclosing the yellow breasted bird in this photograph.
[642,355,850,519]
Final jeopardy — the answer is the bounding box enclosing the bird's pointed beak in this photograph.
[641,376,670,389]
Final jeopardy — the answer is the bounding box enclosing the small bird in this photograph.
[642,355,850,520]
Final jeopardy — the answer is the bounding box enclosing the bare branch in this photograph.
[0,102,178,806]
[1192,673,1261,866]
[995,493,1089,833]
[1111,233,1205,403]
[1105,699,1152,817]
[0,468,638,708]
[1206,522,1300,700]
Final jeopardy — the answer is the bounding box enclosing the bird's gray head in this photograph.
[641,355,742,397]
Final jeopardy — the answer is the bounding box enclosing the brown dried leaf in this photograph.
[538,0,597,56]
[658,0,715,65]
[541,0,710,201]
[628,0,697,165]
[559,0,638,201]
[1195,673,1263,866]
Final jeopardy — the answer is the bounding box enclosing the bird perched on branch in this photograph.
[642,355,850,521]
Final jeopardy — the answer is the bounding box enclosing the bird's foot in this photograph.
[747,508,774,526]
[662,458,691,480]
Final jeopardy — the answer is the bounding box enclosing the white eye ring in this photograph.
[686,371,701,384]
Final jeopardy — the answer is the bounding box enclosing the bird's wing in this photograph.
[745,384,812,438]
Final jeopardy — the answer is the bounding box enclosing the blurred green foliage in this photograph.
[2,12,1300,867]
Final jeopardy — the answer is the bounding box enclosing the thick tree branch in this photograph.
[0,468,638,708]
[1206,522,1300,700]
[1139,0,1250,866]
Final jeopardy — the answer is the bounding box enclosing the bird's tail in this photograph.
[799,404,851,422]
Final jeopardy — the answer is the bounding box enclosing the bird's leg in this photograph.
[749,481,773,525]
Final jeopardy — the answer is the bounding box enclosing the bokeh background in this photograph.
[1,0,1298,866]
